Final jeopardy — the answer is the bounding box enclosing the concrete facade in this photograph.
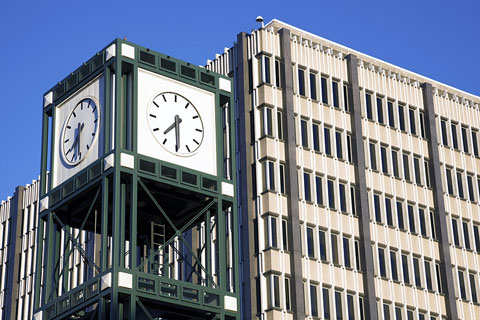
[207,19,480,320]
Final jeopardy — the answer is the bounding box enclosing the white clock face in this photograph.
[61,97,100,165]
[147,92,204,156]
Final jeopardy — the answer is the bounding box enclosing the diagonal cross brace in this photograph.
[52,213,100,273]
[138,178,218,287]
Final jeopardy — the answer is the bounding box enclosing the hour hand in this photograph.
[163,116,182,135]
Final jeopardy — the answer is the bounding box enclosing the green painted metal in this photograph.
[35,38,238,319]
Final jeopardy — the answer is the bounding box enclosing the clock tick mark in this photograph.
[192,115,199,119]
[94,119,98,123]
[175,95,177,102]
[64,139,70,143]
[92,132,95,136]
[153,128,159,132]
[72,112,76,118]
[163,138,167,145]
[66,149,71,155]
[86,144,89,150]
[185,103,189,109]
[153,101,160,108]
[91,107,96,113]
[186,145,191,152]
[162,95,167,102]
[193,139,199,145]
[196,128,202,132]
[149,114,157,118]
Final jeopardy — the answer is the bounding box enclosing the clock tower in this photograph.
[35,39,239,320]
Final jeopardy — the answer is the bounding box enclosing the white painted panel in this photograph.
[137,68,217,175]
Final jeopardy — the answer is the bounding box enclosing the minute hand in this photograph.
[175,115,180,151]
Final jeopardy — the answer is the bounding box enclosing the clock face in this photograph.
[61,97,100,165]
[147,92,204,156]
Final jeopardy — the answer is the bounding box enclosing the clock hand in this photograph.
[175,115,181,152]
[163,116,182,135]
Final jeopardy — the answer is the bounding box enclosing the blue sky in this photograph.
[1,0,479,201]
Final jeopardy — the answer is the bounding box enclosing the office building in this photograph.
[2,18,480,320]
[207,19,480,320]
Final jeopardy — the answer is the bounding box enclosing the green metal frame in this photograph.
[35,39,239,320]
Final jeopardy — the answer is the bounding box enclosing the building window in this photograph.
[395,307,402,320]
[408,204,416,233]
[310,285,318,317]
[463,221,471,250]
[261,107,273,136]
[413,257,421,287]
[262,56,271,84]
[467,174,475,202]
[343,237,351,268]
[306,227,315,258]
[459,270,467,300]
[402,254,410,284]
[451,123,459,149]
[321,77,328,104]
[452,218,460,246]
[301,119,308,148]
[383,304,390,320]
[319,230,327,262]
[430,211,436,240]
[392,150,400,178]
[374,194,381,223]
[378,247,387,277]
[332,81,340,108]
[277,111,284,140]
[350,186,356,216]
[409,108,416,135]
[298,68,305,96]
[425,260,433,290]
[407,310,414,320]
[266,216,278,249]
[397,201,405,230]
[347,134,353,163]
[391,251,398,281]
[328,179,335,209]
[377,96,384,124]
[282,219,288,251]
[339,183,347,212]
[419,208,427,237]
[275,60,281,88]
[312,123,320,152]
[279,164,285,194]
[285,278,291,310]
[473,130,479,156]
[414,157,421,185]
[354,240,361,271]
[365,92,373,120]
[419,111,426,139]
[315,175,323,206]
[473,225,480,252]
[304,172,311,202]
[268,274,280,307]
[370,142,377,171]
[331,234,339,265]
[347,294,355,320]
[462,127,469,153]
[343,83,349,111]
[323,287,330,319]
[381,146,388,174]
[324,127,331,156]
[388,100,395,127]
[336,131,343,159]
[436,263,442,293]
[263,161,275,191]
[310,73,317,100]
[385,197,393,227]
[402,153,410,181]
[446,168,454,195]
[440,119,448,146]
[398,104,406,131]
[424,160,431,188]
[457,172,464,199]
[470,273,478,303]
[335,291,343,319]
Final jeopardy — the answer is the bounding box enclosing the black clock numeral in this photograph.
[153,101,160,108]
